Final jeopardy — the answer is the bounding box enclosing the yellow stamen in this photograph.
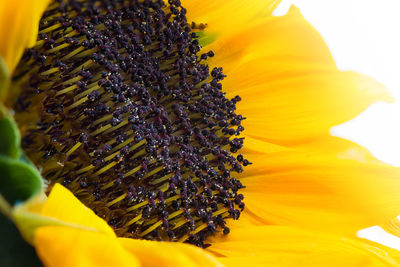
[47,43,70,53]
[91,124,112,136]
[62,75,83,86]
[40,23,62,34]
[65,96,88,111]
[56,84,78,96]
[66,142,82,157]
[150,173,174,185]
[139,221,163,237]
[142,165,164,179]
[40,67,59,76]
[93,159,121,176]
[62,46,85,60]
[125,214,142,227]
[107,193,127,207]
[126,199,150,212]
[76,164,95,175]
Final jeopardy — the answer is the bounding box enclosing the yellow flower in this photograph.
[3,0,400,266]
[0,0,50,74]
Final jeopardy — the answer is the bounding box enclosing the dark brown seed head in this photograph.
[13,0,249,248]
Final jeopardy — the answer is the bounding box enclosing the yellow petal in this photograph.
[206,6,336,77]
[183,0,280,39]
[33,184,223,267]
[234,151,400,234]
[381,217,400,238]
[205,6,390,145]
[35,226,140,267]
[33,185,140,267]
[240,134,291,155]
[237,71,390,145]
[241,133,379,163]
[292,134,381,163]
[0,0,50,74]
[119,238,224,267]
[207,226,400,267]
[40,183,114,236]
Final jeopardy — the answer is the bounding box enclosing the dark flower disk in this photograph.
[13,0,249,247]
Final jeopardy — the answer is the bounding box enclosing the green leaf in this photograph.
[0,117,21,159]
[0,213,43,267]
[195,31,219,47]
[0,156,43,205]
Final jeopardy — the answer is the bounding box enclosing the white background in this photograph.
[275,0,400,248]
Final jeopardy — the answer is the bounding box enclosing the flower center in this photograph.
[12,0,248,247]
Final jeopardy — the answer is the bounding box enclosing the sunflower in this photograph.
[1,0,400,266]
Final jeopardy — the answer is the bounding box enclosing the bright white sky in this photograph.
[275,0,400,248]
[275,0,400,166]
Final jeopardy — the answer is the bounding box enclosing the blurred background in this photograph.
[275,0,400,248]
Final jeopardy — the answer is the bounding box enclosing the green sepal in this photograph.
[195,31,219,47]
[0,116,21,159]
[0,155,43,205]
[0,213,44,267]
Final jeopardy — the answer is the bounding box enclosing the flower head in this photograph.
[1,0,400,266]
[13,0,248,247]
